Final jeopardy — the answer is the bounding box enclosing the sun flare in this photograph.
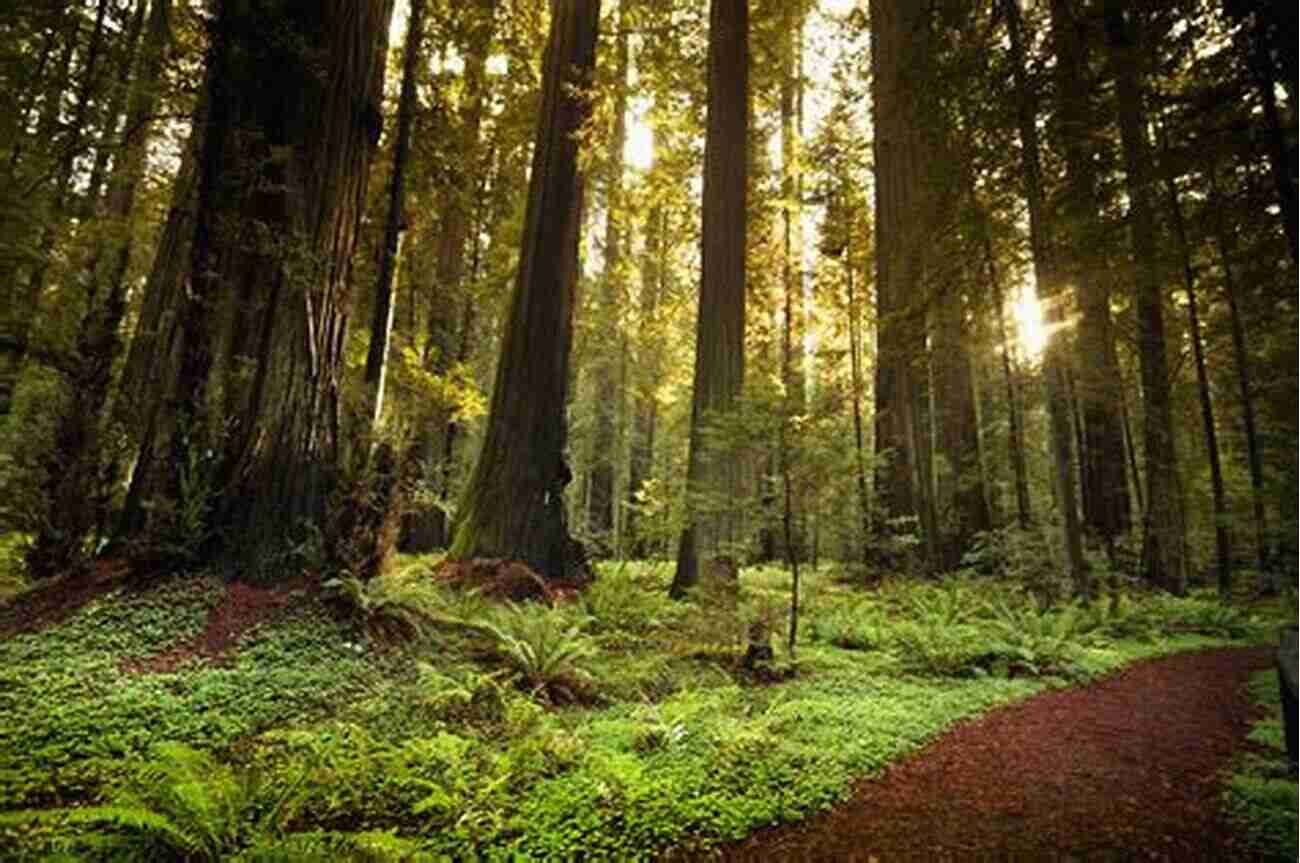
[1012,283,1048,361]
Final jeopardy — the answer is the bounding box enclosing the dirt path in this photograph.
[706,646,1274,862]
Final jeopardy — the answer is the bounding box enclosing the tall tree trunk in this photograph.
[1207,163,1268,575]
[364,0,427,433]
[846,227,872,562]
[1049,0,1131,552]
[451,0,601,579]
[155,0,394,574]
[1003,0,1089,599]
[983,228,1031,530]
[587,0,630,549]
[403,0,496,553]
[669,0,748,597]
[1103,1,1185,594]
[933,287,990,566]
[114,115,199,541]
[27,0,173,577]
[627,191,664,558]
[1160,140,1230,594]
[868,0,924,559]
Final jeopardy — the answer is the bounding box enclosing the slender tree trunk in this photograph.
[627,196,663,558]
[403,0,496,553]
[670,0,748,597]
[1003,0,1089,600]
[933,287,990,566]
[984,229,1031,530]
[846,233,872,562]
[451,0,601,580]
[1160,133,1231,594]
[1104,0,1185,594]
[587,0,630,548]
[27,0,173,577]
[1207,164,1268,575]
[364,0,426,433]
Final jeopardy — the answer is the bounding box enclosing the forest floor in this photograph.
[0,559,1293,860]
[709,645,1282,862]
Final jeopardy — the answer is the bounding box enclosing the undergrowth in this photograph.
[0,560,1281,860]
[1222,667,1298,861]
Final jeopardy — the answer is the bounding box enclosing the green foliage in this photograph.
[323,559,455,643]
[0,531,29,603]
[1222,669,1299,861]
[475,602,600,702]
[0,579,397,809]
[2,743,421,862]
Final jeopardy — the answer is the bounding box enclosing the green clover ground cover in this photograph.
[0,562,1281,861]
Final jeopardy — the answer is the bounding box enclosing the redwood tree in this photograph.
[141,1,394,572]
[450,0,601,579]
[669,0,748,597]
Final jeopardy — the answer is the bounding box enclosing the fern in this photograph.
[476,602,599,699]
[233,830,423,862]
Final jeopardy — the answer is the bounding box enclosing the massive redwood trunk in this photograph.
[148,1,394,573]
[670,0,748,597]
[451,0,600,579]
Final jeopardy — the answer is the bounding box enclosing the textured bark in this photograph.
[115,118,198,540]
[868,0,920,543]
[1104,1,1185,594]
[363,0,427,432]
[155,1,395,572]
[670,0,748,597]
[451,0,600,579]
[587,0,630,547]
[1049,0,1131,547]
[1003,0,1089,599]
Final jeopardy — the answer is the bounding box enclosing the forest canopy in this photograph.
[0,0,1295,599]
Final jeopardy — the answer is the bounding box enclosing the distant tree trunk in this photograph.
[846,227,872,562]
[1049,0,1131,556]
[1207,164,1268,575]
[451,0,601,579]
[983,228,1031,530]
[0,9,77,414]
[403,0,496,553]
[1003,0,1089,600]
[27,0,173,577]
[933,288,990,565]
[670,0,748,597]
[627,194,663,558]
[0,0,110,414]
[1104,1,1185,594]
[587,0,630,550]
[155,1,394,574]
[363,0,426,433]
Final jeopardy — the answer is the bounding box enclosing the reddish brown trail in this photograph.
[700,646,1274,862]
